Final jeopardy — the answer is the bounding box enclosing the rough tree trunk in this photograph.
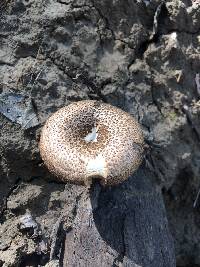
[0,0,199,266]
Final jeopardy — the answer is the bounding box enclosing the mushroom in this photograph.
[39,100,145,186]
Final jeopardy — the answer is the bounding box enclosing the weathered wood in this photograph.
[63,165,176,267]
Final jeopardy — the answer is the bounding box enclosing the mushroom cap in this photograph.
[39,100,144,186]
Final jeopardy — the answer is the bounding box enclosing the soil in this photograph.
[0,0,200,266]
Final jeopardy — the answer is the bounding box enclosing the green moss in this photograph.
[168,111,178,121]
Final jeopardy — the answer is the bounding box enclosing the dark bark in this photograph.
[63,165,176,267]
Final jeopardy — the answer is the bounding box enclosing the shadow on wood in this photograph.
[63,165,176,267]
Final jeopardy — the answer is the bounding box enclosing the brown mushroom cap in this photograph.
[39,100,144,186]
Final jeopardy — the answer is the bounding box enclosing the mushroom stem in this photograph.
[86,155,107,185]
